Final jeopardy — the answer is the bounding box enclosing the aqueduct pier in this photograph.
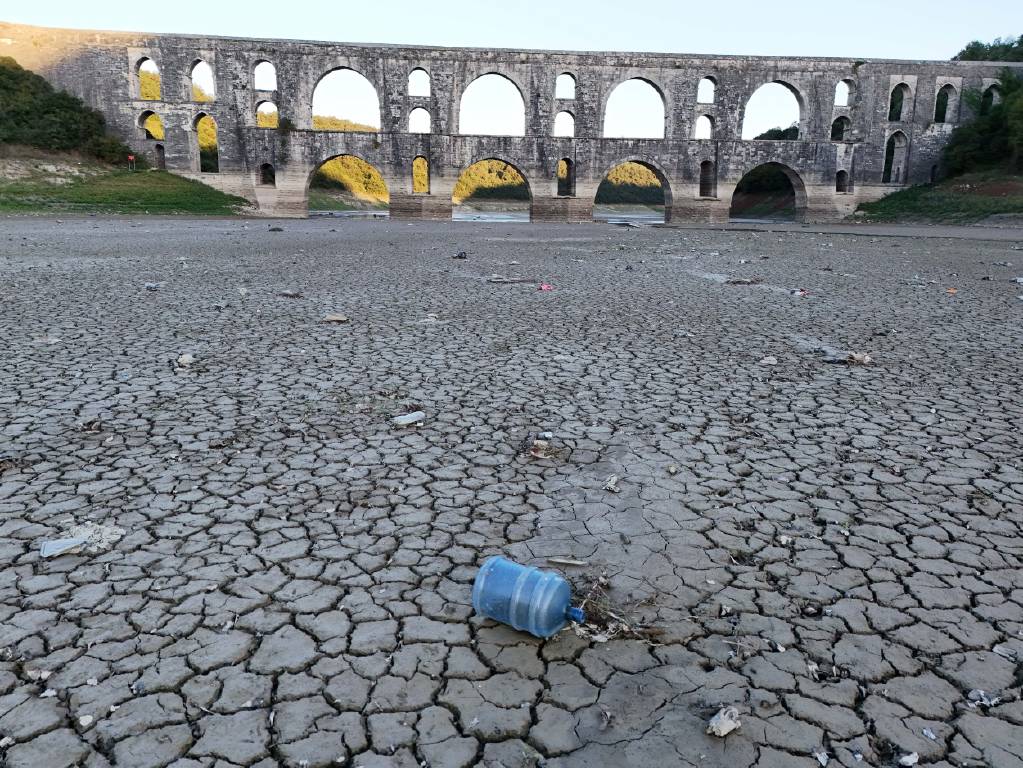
[2,21,1019,222]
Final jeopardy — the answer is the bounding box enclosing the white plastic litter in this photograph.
[706,706,741,737]
[899,754,919,766]
[392,411,426,427]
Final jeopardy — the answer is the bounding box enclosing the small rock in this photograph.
[322,313,350,324]
[176,353,195,368]
[759,356,778,366]
[899,754,919,767]
[79,715,94,728]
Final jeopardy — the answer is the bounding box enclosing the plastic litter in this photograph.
[79,715,94,728]
[726,277,763,286]
[602,474,621,493]
[472,556,585,638]
[922,728,937,740]
[759,356,778,366]
[40,537,88,558]
[547,557,588,567]
[176,353,195,368]
[322,313,350,324]
[278,290,303,298]
[706,707,741,737]
[453,251,468,259]
[899,754,919,766]
[814,750,830,767]
[538,283,554,292]
[968,689,1001,707]
[392,411,426,427]
[144,282,162,291]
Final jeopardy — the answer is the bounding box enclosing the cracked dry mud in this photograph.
[1,216,1022,768]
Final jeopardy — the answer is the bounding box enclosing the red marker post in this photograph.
[127,154,136,171]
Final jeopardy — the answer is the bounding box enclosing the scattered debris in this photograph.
[946,288,958,295]
[488,275,533,284]
[616,221,642,229]
[547,557,588,567]
[32,334,61,345]
[791,288,809,297]
[706,706,742,737]
[538,283,554,292]
[846,352,873,365]
[813,750,830,767]
[527,432,556,459]
[968,689,1001,708]
[391,411,426,427]
[40,521,126,558]
[759,356,778,366]
[922,728,937,741]
[668,465,679,475]
[899,754,919,766]
[994,261,1013,266]
[40,538,88,558]
[277,290,303,299]
[993,644,1017,661]
[79,715,94,728]
[176,353,195,368]
[238,287,249,297]
[268,226,284,232]
[0,736,13,748]
[725,277,763,286]
[144,282,162,291]
[806,661,821,681]
[86,678,98,687]
[40,689,56,698]
[322,313,350,324]
[599,708,614,730]
[602,474,621,493]
[453,251,468,259]
[778,535,793,546]
[719,603,733,617]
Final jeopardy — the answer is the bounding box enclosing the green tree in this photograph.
[942,69,1023,174]
[954,36,1023,62]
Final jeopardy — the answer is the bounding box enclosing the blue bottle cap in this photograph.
[566,606,585,624]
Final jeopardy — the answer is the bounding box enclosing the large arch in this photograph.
[741,81,803,140]
[137,57,161,100]
[191,60,215,102]
[452,157,532,221]
[594,157,673,224]
[603,78,666,139]
[306,154,390,214]
[729,162,807,222]
[883,131,909,184]
[458,74,526,136]
[312,68,381,131]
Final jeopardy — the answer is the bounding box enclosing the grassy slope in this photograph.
[857,173,1023,223]
[0,163,248,215]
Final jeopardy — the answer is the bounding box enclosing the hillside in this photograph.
[856,172,1023,223]
[0,146,247,215]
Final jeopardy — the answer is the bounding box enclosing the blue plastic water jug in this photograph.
[472,556,586,639]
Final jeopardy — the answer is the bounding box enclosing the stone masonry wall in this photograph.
[1,21,1019,221]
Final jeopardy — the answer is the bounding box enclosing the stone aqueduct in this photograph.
[1,22,1018,222]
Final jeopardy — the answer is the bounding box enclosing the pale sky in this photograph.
[7,1,1018,137]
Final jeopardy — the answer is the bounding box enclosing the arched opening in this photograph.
[413,156,429,194]
[742,82,801,140]
[836,170,850,193]
[934,84,956,123]
[694,115,714,140]
[139,111,165,141]
[308,155,389,214]
[408,68,431,97]
[459,74,525,136]
[191,60,215,102]
[138,58,161,100]
[254,61,277,91]
[154,144,166,170]
[557,159,575,197]
[697,77,716,104]
[888,84,910,121]
[408,107,431,133]
[981,85,1001,116]
[312,69,381,132]
[259,163,276,186]
[194,114,218,173]
[930,165,938,183]
[256,101,279,129]
[556,73,576,100]
[882,131,909,184]
[594,161,671,224]
[554,111,575,137]
[729,163,805,221]
[699,160,717,198]
[603,79,665,138]
[834,80,852,107]
[452,159,530,222]
[831,116,851,141]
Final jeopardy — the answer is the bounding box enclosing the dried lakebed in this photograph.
[1,217,1022,768]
